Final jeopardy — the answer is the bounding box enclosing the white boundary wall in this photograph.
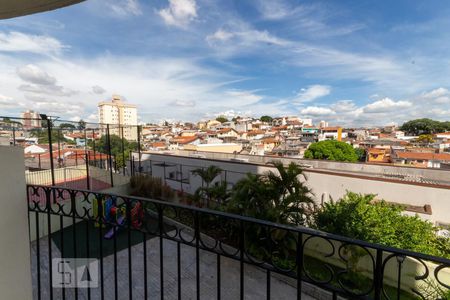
[141,153,450,225]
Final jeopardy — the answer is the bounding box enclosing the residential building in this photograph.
[300,118,313,126]
[216,128,239,142]
[98,95,138,140]
[301,126,320,142]
[367,148,390,163]
[319,120,328,128]
[392,152,450,168]
[20,110,41,129]
[319,127,347,141]
[184,142,242,153]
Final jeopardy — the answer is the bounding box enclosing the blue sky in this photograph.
[0,0,450,126]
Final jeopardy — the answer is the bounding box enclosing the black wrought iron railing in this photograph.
[27,184,450,300]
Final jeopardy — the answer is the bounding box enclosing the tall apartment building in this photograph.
[319,120,329,128]
[98,95,138,140]
[20,110,41,129]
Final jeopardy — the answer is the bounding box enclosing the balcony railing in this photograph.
[27,184,450,299]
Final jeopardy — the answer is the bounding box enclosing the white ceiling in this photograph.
[0,0,84,19]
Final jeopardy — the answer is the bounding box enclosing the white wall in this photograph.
[141,153,450,225]
[160,150,450,185]
[0,146,32,299]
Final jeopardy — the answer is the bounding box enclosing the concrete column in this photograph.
[0,146,32,299]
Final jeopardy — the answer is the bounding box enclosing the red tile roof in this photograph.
[171,136,199,144]
[395,152,450,161]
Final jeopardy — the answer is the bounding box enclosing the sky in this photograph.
[0,0,450,126]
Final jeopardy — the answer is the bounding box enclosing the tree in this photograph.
[304,140,359,162]
[94,134,140,169]
[216,116,228,123]
[400,118,450,135]
[226,161,314,226]
[30,128,74,145]
[416,134,434,144]
[312,191,449,258]
[59,123,76,129]
[260,115,273,123]
[2,117,22,127]
[191,165,223,207]
[355,147,366,162]
[78,119,86,130]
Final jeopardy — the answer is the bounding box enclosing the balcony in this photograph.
[26,184,450,299]
[0,117,449,299]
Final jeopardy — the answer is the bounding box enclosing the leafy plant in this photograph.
[215,116,228,123]
[92,134,140,169]
[191,165,223,207]
[312,191,449,258]
[400,118,450,135]
[304,140,359,162]
[226,160,315,226]
[416,278,450,300]
[416,134,435,144]
[130,174,174,201]
[260,115,273,123]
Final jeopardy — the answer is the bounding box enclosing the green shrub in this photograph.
[312,191,450,258]
[304,140,359,162]
[130,174,174,201]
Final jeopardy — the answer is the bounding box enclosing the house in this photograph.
[180,130,198,137]
[435,132,450,139]
[301,126,319,142]
[149,142,167,151]
[235,120,252,132]
[392,152,450,168]
[217,128,239,140]
[319,127,348,141]
[246,130,265,140]
[168,136,202,150]
[367,148,390,163]
[260,138,280,152]
[206,119,221,129]
[184,143,242,153]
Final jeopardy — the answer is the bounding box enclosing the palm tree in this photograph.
[191,165,223,207]
[227,161,314,226]
[265,161,315,225]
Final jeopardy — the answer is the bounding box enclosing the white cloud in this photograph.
[0,94,16,108]
[255,0,292,20]
[109,0,142,17]
[421,87,450,103]
[170,100,196,107]
[363,98,412,113]
[92,85,106,94]
[225,89,262,103]
[206,29,234,43]
[86,114,98,122]
[30,98,83,116]
[17,64,56,85]
[0,31,66,55]
[295,85,330,103]
[300,106,335,116]
[422,87,448,98]
[331,100,357,112]
[158,0,197,28]
[19,84,78,97]
[207,27,289,47]
[16,64,78,97]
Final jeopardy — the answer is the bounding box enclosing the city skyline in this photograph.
[0,0,450,126]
